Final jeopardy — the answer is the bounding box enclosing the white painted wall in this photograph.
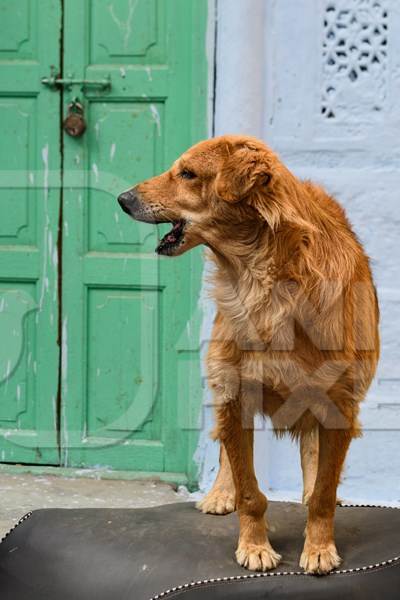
[195,0,400,505]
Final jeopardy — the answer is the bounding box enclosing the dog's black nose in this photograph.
[118,190,136,215]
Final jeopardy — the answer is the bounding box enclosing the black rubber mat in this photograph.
[0,502,399,599]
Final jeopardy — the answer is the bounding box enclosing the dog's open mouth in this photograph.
[156,220,187,256]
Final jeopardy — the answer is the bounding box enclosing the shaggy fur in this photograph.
[119,135,380,575]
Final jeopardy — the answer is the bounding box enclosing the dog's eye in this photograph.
[180,169,197,180]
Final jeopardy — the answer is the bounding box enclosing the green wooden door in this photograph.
[0,0,60,464]
[0,0,207,484]
[60,0,207,482]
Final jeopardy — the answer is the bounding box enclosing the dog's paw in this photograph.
[236,543,281,572]
[300,542,341,575]
[196,489,236,515]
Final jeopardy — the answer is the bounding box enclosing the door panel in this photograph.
[87,100,163,254]
[90,0,162,63]
[61,0,207,478]
[0,0,61,463]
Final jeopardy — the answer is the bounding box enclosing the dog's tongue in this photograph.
[164,221,182,243]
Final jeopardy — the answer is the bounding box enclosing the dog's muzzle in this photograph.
[118,188,161,223]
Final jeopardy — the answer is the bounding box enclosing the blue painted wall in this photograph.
[196,0,400,505]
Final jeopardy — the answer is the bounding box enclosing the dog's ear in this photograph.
[215,146,272,203]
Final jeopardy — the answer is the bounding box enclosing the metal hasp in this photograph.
[41,73,111,91]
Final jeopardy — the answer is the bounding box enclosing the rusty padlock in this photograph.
[63,99,86,137]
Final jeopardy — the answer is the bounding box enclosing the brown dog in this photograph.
[118,135,379,575]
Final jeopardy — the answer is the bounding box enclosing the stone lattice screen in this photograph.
[322,0,388,120]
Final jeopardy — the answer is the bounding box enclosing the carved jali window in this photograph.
[322,1,388,120]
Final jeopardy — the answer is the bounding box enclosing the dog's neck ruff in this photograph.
[209,237,278,348]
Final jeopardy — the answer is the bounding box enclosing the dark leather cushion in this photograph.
[0,501,399,599]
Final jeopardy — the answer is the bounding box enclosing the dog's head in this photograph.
[118,135,285,256]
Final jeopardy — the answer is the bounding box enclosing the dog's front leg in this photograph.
[196,443,236,515]
[216,399,281,572]
[300,426,351,574]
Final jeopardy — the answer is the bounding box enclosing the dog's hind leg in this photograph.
[216,400,281,572]
[300,429,319,505]
[300,428,344,507]
[196,443,236,515]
